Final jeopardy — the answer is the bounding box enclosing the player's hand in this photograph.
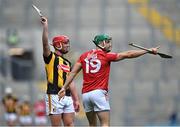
[58,87,66,100]
[40,16,47,25]
[149,46,160,55]
[73,100,80,112]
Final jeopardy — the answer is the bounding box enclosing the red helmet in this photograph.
[51,35,69,49]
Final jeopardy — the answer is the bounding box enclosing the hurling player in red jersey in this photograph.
[58,34,159,126]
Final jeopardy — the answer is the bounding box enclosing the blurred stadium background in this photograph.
[0,0,180,126]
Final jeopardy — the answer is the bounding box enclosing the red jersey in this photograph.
[78,49,118,93]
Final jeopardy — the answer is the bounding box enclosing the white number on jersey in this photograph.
[84,57,101,73]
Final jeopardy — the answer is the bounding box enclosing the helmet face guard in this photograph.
[51,35,69,50]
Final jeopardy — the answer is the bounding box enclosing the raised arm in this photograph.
[115,47,159,61]
[41,16,51,57]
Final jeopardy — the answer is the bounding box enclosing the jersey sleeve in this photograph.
[43,52,53,64]
[106,52,118,61]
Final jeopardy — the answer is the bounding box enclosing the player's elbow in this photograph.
[125,51,137,58]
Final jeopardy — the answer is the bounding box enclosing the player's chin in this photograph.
[106,48,111,52]
[62,50,69,54]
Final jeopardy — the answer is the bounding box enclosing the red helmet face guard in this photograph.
[51,35,69,49]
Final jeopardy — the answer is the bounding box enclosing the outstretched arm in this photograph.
[115,46,159,61]
[58,62,82,99]
[41,16,51,57]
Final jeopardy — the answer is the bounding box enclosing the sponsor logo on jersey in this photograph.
[57,64,70,72]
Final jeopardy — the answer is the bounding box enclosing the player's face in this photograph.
[60,40,70,54]
[104,39,112,52]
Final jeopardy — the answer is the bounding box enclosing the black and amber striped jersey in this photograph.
[43,52,71,95]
